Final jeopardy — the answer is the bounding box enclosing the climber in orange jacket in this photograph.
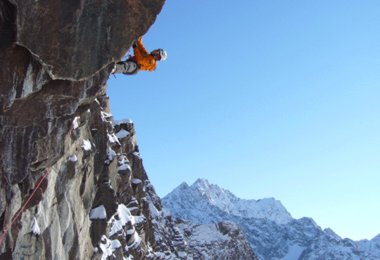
[112,37,167,75]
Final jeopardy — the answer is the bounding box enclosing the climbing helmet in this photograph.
[152,49,167,61]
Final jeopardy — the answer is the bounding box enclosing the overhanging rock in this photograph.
[14,0,164,80]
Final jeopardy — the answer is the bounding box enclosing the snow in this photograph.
[109,220,124,237]
[82,139,92,151]
[99,236,115,260]
[22,64,34,98]
[166,178,292,225]
[281,244,305,260]
[132,215,146,225]
[133,151,141,159]
[90,205,107,220]
[105,147,116,164]
[118,204,132,224]
[131,178,142,185]
[127,232,142,249]
[116,129,129,139]
[252,198,293,224]
[31,217,41,236]
[148,201,160,218]
[118,164,131,171]
[163,179,380,260]
[107,133,120,145]
[373,234,380,242]
[324,228,341,241]
[68,155,78,162]
[114,119,133,125]
[109,204,133,237]
[101,111,112,122]
[192,224,228,243]
[111,239,122,249]
[357,235,380,259]
[117,156,131,174]
[72,116,80,129]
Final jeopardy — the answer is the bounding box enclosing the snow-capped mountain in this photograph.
[163,179,380,260]
[163,179,292,226]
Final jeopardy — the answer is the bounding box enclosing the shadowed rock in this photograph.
[0,0,169,259]
[14,0,164,80]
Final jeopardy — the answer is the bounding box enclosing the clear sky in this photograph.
[107,1,380,241]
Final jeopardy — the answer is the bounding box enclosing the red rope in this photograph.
[1,117,76,249]
[0,119,76,250]
[0,168,51,248]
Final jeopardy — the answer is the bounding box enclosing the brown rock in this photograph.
[0,0,168,259]
[14,0,164,80]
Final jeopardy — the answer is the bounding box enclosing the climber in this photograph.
[111,37,167,75]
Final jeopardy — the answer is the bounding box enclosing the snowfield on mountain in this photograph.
[163,179,380,260]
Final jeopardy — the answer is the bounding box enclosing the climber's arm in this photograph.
[133,37,150,60]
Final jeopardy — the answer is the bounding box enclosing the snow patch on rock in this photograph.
[81,139,92,151]
[90,205,107,220]
[116,129,129,139]
[31,217,41,236]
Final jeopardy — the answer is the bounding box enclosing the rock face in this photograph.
[0,1,196,259]
[178,221,258,260]
[163,179,380,260]
[15,0,163,80]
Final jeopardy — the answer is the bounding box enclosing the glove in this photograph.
[133,37,143,48]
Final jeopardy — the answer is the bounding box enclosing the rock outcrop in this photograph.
[178,220,258,260]
[0,1,196,259]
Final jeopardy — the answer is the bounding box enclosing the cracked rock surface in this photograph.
[0,1,192,259]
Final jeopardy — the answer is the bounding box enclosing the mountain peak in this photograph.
[164,179,292,225]
[191,179,233,196]
[163,179,380,260]
[178,181,190,189]
[193,178,211,189]
[324,228,341,241]
[372,234,380,243]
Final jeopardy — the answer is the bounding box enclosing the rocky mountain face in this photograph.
[0,1,259,259]
[163,179,380,260]
[177,220,258,260]
[178,219,258,260]
[0,0,195,259]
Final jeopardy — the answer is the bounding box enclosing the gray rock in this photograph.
[0,1,190,259]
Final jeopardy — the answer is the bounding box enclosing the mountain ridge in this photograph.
[163,179,380,260]
[166,178,293,225]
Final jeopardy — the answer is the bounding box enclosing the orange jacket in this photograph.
[132,37,157,72]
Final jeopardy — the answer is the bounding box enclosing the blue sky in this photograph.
[107,1,380,240]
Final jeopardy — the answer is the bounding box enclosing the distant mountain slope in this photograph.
[177,220,258,260]
[164,179,292,225]
[163,179,380,260]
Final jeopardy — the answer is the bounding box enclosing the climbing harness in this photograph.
[111,60,139,75]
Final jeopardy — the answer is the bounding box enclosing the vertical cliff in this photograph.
[0,0,191,259]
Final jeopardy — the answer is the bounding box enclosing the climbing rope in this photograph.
[0,168,51,248]
[0,117,78,249]
[0,113,83,249]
